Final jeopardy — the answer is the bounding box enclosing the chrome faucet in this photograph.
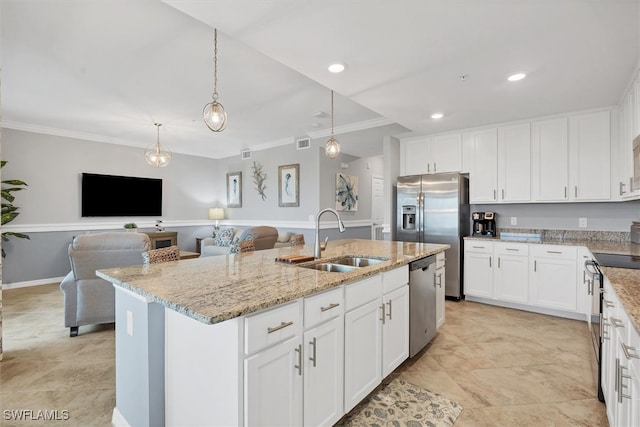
[314,208,346,259]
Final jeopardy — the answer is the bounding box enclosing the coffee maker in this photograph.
[472,212,496,237]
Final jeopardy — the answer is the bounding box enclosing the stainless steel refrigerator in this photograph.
[395,172,469,299]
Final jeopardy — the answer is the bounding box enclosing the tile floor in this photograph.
[1,284,608,426]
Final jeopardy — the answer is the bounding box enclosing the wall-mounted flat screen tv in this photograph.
[81,173,162,217]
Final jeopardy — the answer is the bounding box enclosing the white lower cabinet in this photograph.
[493,242,529,304]
[344,297,383,412]
[243,301,303,427]
[464,241,494,298]
[435,252,446,329]
[529,245,577,312]
[382,285,409,377]
[303,316,344,427]
[244,335,303,427]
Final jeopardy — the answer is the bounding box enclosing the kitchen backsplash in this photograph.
[498,228,630,242]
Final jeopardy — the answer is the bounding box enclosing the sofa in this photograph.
[60,232,151,336]
[200,226,279,256]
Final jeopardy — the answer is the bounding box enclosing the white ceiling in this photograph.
[2,0,639,160]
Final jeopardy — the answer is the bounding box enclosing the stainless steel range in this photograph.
[586,252,640,403]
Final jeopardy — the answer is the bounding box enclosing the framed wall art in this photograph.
[336,173,358,211]
[278,164,299,207]
[226,171,242,208]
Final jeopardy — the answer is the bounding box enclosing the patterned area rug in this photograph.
[336,379,463,427]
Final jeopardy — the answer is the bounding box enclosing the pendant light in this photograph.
[203,29,228,132]
[325,90,340,158]
[145,123,171,167]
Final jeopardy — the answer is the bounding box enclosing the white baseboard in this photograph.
[111,407,132,427]
[2,276,65,290]
[464,295,586,322]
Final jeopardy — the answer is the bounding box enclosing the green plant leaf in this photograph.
[2,180,27,186]
[2,231,30,240]
[2,211,19,225]
[0,161,6,168]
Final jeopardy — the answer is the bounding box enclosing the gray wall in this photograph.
[472,201,640,232]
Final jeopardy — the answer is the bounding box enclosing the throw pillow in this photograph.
[277,231,291,243]
[229,237,241,254]
[214,228,235,247]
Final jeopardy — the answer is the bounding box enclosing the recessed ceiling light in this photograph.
[328,63,345,73]
[507,73,526,82]
[431,113,444,119]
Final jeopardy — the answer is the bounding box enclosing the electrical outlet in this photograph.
[579,217,588,228]
[510,217,517,226]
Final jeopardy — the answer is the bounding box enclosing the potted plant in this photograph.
[124,222,138,231]
[1,161,30,257]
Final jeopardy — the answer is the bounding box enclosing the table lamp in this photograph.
[208,208,225,230]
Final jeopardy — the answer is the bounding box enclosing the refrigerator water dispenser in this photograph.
[401,206,416,230]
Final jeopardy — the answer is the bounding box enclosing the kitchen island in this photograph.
[97,238,449,427]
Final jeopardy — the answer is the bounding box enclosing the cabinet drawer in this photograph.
[530,244,576,260]
[382,266,409,294]
[494,242,529,256]
[345,275,382,312]
[465,240,493,254]
[304,286,344,329]
[244,300,302,355]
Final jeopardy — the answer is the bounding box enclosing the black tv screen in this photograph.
[81,173,162,217]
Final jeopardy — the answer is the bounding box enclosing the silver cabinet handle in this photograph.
[309,337,317,367]
[434,162,437,172]
[564,186,567,198]
[380,304,386,324]
[603,299,615,308]
[611,317,625,328]
[436,273,443,288]
[386,300,392,320]
[616,357,620,393]
[534,260,537,272]
[620,181,627,195]
[619,361,632,403]
[601,314,610,341]
[489,256,492,268]
[502,189,505,200]
[294,344,302,376]
[267,321,294,334]
[575,186,578,198]
[472,245,486,249]
[587,278,593,296]
[622,343,640,360]
[546,250,563,254]
[506,248,519,252]
[320,302,340,312]
[583,270,586,284]
[498,257,501,268]
[493,189,497,200]
[427,163,430,173]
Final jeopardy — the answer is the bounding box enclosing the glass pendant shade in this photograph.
[203,100,227,132]
[145,123,171,167]
[325,90,341,158]
[204,28,227,132]
[325,136,340,158]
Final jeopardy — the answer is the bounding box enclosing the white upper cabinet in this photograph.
[532,117,569,201]
[429,134,462,174]
[467,128,498,203]
[401,138,430,176]
[400,134,461,176]
[569,110,611,201]
[498,123,531,202]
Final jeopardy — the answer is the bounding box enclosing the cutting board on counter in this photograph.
[275,254,316,264]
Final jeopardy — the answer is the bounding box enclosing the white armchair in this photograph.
[60,232,150,336]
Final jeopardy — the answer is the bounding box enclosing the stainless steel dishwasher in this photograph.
[409,255,437,357]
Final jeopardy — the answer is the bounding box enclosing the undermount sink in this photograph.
[299,263,358,273]
[330,256,388,267]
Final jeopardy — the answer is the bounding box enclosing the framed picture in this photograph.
[278,164,299,207]
[226,171,242,208]
[336,173,358,211]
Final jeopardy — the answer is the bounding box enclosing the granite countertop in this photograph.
[96,238,449,325]
[600,266,640,334]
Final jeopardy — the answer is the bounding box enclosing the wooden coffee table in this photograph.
[179,250,200,260]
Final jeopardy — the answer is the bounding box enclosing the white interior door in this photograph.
[371,176,384,240]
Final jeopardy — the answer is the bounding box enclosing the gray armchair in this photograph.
[60,232,150,336]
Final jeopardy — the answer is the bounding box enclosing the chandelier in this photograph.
[325,90,340,158]
[203,29,228,132]
[145,123,171,167]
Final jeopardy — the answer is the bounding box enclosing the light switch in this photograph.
[510,217,517,226]
[126,310,134,336]
[579,218,588,228]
